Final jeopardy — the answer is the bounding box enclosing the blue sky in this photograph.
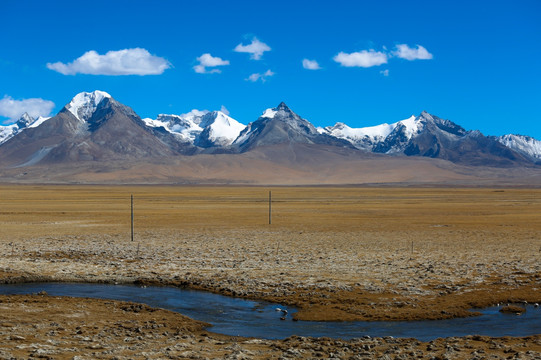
[1,0,540,137]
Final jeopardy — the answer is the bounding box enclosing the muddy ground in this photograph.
[0,185,540,358]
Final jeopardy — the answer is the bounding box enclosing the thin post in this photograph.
[131,194,134,242]
[269,190,272,225]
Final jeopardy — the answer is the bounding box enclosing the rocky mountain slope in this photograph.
[232,102,353,152]
[143,110,246,148]
[1,90,540,184]
[0,91,195,167]
[320,111,532,166]
[494,134,541,163]
[0,113,50,144]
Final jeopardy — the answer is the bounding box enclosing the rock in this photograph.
[499,305,526,314]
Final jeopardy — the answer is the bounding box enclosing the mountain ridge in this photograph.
[1,90,540,184]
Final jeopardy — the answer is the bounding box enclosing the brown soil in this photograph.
[0,185,540,358]
[500,305,527,314]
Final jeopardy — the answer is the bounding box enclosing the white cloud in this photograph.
[234,37,271,60]
[393,44,433,60]
[0,95,55,122]
[194,53,230,74]
[46,48,171,75]
[380,69,389,76]
[220,105,230,115]
[180,109,209,118]
[302,59,321,70]
[333,50,388,67]
[246,69,274,82]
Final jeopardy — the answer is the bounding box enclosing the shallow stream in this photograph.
[1,283,539,341]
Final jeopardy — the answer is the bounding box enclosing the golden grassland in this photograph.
[1,185,540,358]
[1,185,540,318]
[3,184,541,235]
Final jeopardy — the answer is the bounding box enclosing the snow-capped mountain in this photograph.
[0,113,50,145]
[320,111,532,166]
[197,111,246,147]
[16,112,35,128]
[372,111,467,155]
[233,102,353,151]
[0,91,194,166]
[65,90,111,122]
[319,115,418,151]
[0,123,19,144]
[320,111,466,154]
[495,134,541,163]
[143,110,246,147]
[1,90,540,171]
[143,111,208,143]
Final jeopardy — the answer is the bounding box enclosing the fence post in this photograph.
[269,191,272,225]
[131,194,134,242]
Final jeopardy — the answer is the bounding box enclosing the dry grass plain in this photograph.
[0,185,540,358]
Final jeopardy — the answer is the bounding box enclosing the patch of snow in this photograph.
[261,108,277,119]
[232,124,252,145]
[156,113,204,142]
[142,117,168,129]
[146,109,245,146]
[202,111,246,145]
[17,113,34,128]
[28,116,50,128]
[0,124,18,144]
[399,115,420,138]
[65,90,111,122]
[497,134,541,160]
[323,115,418,150]
[0,113,50,144]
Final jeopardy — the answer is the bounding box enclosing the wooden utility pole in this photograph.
[269,191,272,225]
[131,194,134,242]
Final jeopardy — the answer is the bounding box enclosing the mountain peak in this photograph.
[65,90,112,122]
[276,102,290,111]
[16,112,34,128]
[418,110,434,122]
[260,102,295,120]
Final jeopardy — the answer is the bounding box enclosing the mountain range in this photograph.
[1,91,540,185]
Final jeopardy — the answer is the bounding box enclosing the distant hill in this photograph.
[1,90,540,185]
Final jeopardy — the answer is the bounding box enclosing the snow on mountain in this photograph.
[28,116,51,128]
[399,115,423,138]
[156,110,209,141]
[65,90,111,122]
[197,111,246,147]
[261,108,277,119]
[233,102,352,151]
[233,102,309,148]
[1,89,539,166]
[16,112,35,128]
[234,102,318,145]
[144,109,245,147]
[320,115,418,151]
[0,124,18,144]
[496,134,541,162]
[375,115,427,154]
[0,113,50,145]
